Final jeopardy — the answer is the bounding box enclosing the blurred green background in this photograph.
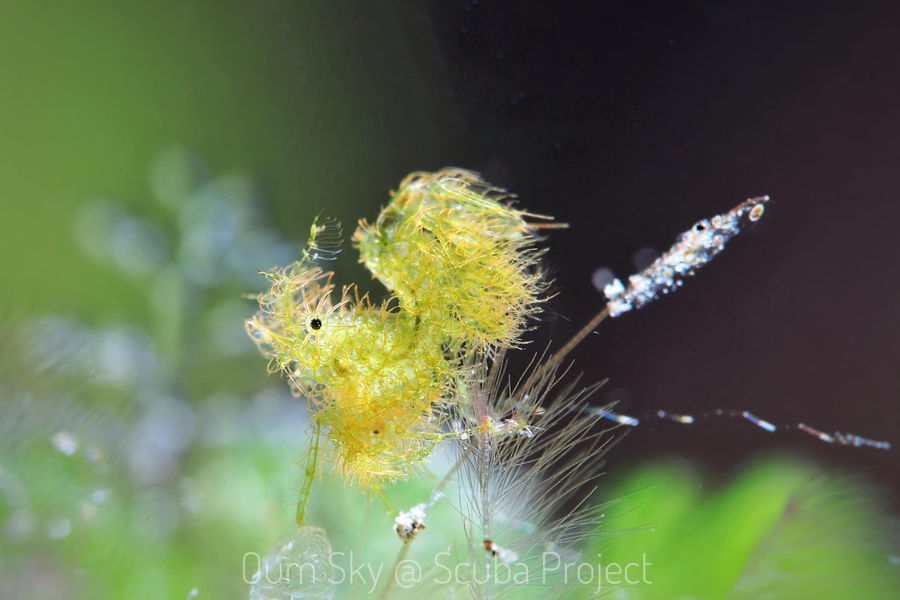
[1,2,898,599]
[0,3,463,597]
[0,1,461,318]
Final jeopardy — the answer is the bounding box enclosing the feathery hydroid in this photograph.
[449,352,614,598]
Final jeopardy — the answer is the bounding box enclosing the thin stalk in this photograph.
[518,305,611,397]
[295,421,321,526]
[377,542,412,600]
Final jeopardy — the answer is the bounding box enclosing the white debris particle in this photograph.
[91,489,111,504]
[51,431,78,456]
[590,267,616,293]
[394,503,427,542]
[46,517,71,540]
[484,539,519,564]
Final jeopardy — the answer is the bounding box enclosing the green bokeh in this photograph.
[0,1,458,319]
[589,455,900,599]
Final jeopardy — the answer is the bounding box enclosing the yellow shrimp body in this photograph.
[246,265,452,487]
[247,169,551,490]
[355,169,549,351]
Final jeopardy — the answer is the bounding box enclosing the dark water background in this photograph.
[420,0,900,504]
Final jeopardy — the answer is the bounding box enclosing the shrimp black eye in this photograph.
[309,318,322,330]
